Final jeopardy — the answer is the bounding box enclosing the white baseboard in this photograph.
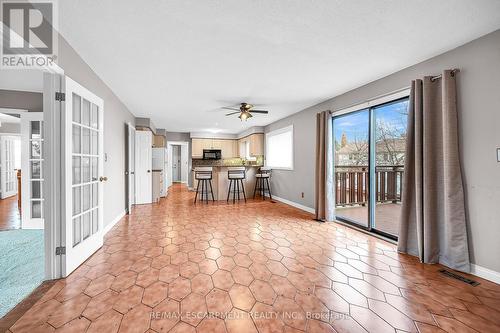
[103,210,126,235]
[471,264,500,284]
[270,195,315,214]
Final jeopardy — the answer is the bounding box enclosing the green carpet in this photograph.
[0,229,44,318]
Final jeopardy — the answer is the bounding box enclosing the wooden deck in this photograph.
[336,202,402,236]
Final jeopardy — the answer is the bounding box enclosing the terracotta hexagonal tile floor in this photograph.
[6,184,500,333]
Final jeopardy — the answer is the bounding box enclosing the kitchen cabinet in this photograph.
[191,138,238,158]
[153,135,165,147]
[249,134,264,156]
[238,134,264,158]
[192,138,205,158]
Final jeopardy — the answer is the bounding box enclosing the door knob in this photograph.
[147,170,151,173]
[100,176,108,182]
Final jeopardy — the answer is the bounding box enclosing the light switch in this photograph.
[497,148,500,162]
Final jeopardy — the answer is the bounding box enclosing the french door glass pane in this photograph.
[31,181,41,198]
[73,125,81,153]
[31,121,41,139]
[92,209,98,234]
[333,110,370,228]
[31,141,41,158]
[73,217,81,246]
[82,99,91,127]
[72,93,81,123]
[91,104,99,129]
[373,99,409,236]
[31,161,41,179]
[82,157,90,183]
[91,130,98,155]
[83,185,90,211]
[31,201,42,218]
[73,187,81,216]
[83,212,91,239]
[91,158,98,181]
[92,183,98,208]
[72,157,81,184]
[82,128,91,154]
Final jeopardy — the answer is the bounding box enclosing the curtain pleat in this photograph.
[315,111,334,221]
[398,70,470,272]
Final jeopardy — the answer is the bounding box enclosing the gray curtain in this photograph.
[398,70,470,273]
[315,111,334,221]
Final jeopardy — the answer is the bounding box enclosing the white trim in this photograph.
[271,195,315,214]
[471,264,500,284]
[265,125,294,170]
[332,87,411,116]
[103,210,126,235]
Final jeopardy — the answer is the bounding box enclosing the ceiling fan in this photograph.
[223,103,269,121]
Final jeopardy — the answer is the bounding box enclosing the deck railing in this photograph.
[335,165,404,207]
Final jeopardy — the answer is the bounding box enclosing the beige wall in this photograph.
[265,29,500,273]
[58,36,136,227]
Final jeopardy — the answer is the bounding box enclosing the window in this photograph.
[265,125,293,170]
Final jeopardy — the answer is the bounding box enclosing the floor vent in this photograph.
[439,269,480,286]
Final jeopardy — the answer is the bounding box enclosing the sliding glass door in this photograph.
[333,110,370,228]
[333,97,409,239]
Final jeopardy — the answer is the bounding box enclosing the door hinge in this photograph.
[56,246,66,255]
[55,92,66,101]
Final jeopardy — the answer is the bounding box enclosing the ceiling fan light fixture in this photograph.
[239,111,252,121]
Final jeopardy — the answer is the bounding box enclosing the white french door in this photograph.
[0,135,18,199]
[20,112,44,229]
[127,123,136,213]
[135,130,152,204]
[63,76,104,276]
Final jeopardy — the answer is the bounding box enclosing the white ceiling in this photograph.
[58,0,500,134]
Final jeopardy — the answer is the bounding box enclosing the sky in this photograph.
[333,99,409,143]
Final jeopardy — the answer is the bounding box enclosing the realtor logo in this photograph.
[1,0,58,69]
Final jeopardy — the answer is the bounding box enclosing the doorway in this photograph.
[166,141,189,188]
[0,70,46,318]
[333,96,409,240]
[172,145,181,182]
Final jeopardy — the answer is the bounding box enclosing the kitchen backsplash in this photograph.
[192,155,264,167]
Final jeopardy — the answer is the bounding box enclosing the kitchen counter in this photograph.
[192,165,262,201]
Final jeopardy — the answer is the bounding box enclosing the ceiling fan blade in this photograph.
[248,110,269,114]
[225,111,241,116]
[222,107,240,111]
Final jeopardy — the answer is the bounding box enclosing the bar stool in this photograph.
[194,167,214,204]
[254,167,272,200]
[227,167,246,203]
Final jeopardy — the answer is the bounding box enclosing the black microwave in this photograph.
[203,149,222,160]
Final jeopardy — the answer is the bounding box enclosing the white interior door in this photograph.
[135,130,152,204]
[63,76,104,276]
[127,123,136,213]
[20,112,44,229]
[0,135,18,199]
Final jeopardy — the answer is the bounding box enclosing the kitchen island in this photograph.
[192,164,262,201]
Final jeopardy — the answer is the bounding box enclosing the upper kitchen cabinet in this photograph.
[238,134,264,158]
[191,138,238,158]
[249,134,264,156]
[217,140,238,158]
[191,138,205,158]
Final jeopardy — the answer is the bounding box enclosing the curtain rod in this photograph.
[327,68,461,114]
[430,68,460,81]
